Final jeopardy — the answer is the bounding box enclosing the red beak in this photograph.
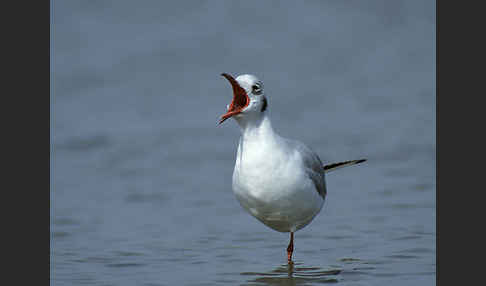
[219,73,250,124]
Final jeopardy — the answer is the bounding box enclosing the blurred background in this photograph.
[51,1,435,285]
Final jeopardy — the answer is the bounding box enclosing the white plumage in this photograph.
[232,115,325,233]
[219,73,365,263]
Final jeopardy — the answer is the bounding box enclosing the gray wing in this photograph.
[283,138,327,199]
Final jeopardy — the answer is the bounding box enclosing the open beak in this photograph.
[219,73,250,124]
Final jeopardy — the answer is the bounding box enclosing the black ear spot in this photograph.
[261,97,268,112]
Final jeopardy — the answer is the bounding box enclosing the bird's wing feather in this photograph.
[282,138,327,198]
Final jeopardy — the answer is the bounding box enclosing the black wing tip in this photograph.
[323,159,367,171]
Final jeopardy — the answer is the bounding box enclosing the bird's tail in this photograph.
[323,159,367,173]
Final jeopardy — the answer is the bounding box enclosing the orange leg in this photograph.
[287,232,294,263]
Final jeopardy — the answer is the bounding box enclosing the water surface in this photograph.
[51,1,435,285]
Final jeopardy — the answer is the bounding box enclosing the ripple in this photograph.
[398,247,434,254]
[413,183,434,192]
[114,250,145,257]
[361,259,394,265]
[52,231,71,238]
[53,217,80,226]
[56,134,111,152]
[249,276,338,285]
[352,266,375,271]
[324,235,356,240]
[391,235,422,241]
[370,271,435,278]
[125,192,167,203]
[241,263,341,285]
[73,256,115,264]
[390,203,419,209]
[385,254,419,259]
[234,237,266,243]
[339,257,361,262]
[106,263,146,268]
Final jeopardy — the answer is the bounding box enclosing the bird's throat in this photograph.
[237,114,275,142]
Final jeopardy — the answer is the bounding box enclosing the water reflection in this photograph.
[241,262,341,285]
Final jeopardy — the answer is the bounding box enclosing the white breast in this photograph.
[232,131,325,232]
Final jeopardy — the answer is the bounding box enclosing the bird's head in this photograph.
[219,73,268,125]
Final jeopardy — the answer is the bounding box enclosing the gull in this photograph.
[219,73,366,263]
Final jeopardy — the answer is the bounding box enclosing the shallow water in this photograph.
[51,1,435,285]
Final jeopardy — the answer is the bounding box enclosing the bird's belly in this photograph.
[232,166,324,232]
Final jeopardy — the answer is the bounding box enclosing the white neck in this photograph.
[234,112,276,142]
[233,112,283,173]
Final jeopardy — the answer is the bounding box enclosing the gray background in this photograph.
[51,1,435,285]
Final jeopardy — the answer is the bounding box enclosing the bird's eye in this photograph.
[252,84,261,94]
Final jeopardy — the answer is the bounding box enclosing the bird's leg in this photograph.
[287,232,294,263]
